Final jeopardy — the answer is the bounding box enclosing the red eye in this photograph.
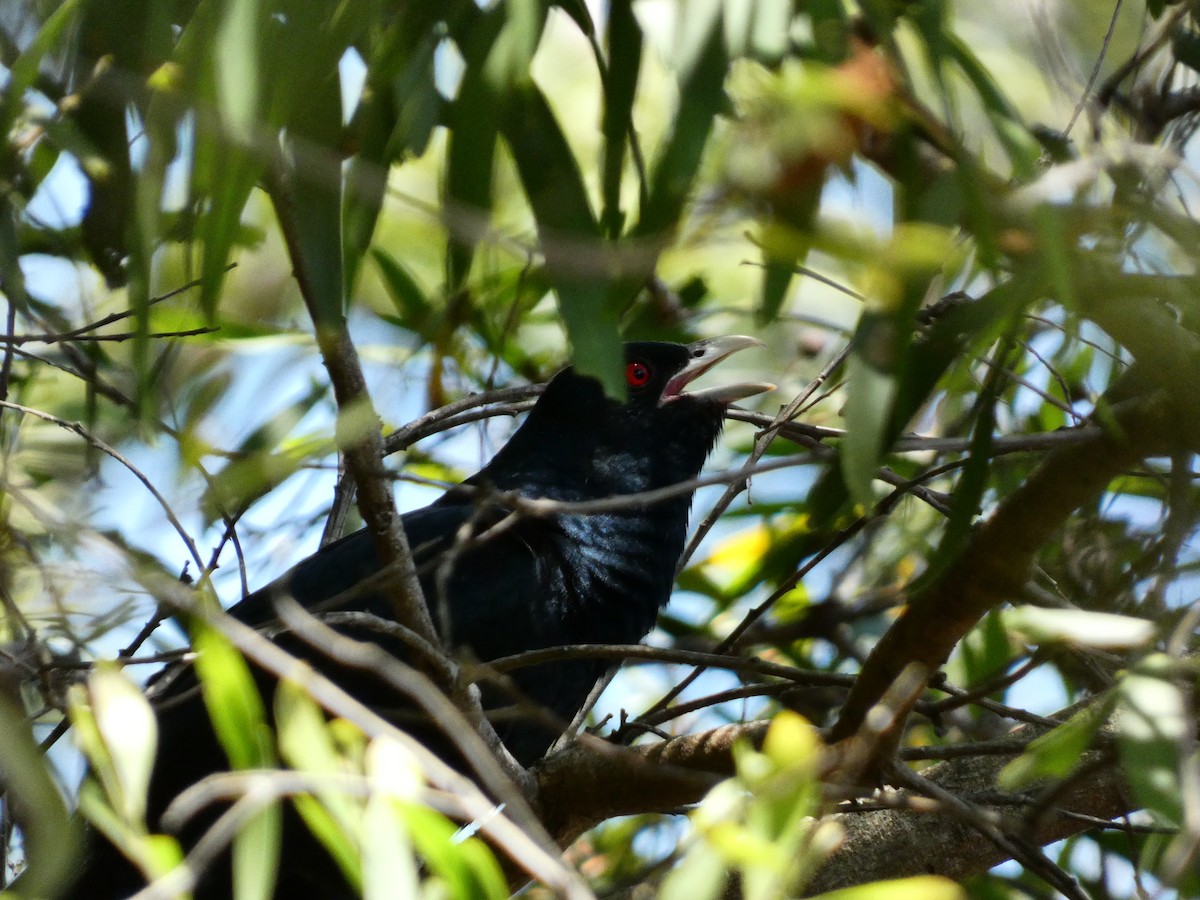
[626,361,652,388]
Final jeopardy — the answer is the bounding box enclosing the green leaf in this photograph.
[998,698,1113,790]
[0,200,31,326]
[757,217,816,325]
[445,9,506,290]
[921,336,1012,579]
[600,0,642,237]
[192,621,280,900]
[943,34,1039,178]
[388,47,443,160]
[76,780,183,885]
[1002,606,1156,650]
[192,621,275,770]
[445,0,550,300]
[87,664,159,823]
[635,2,726,240]
[282,68,346,325]
[0,689,78,897]
[662,711,830,900]
[262,1,357,125]
[443,82,498,290]
[559,292,624,397]
[68,686,118,809]
[500,83,600,241]
[840,339,896,508]
[344,108,393,298]
[1034,204,1076,310]
[199,381,332,524]
[373,249,433,331]
[0,0,84,136]
[405,804,507,900]
[671,0,723,75]
[155,0,256,319]
[759,271,1038,587]
[1075,268,1200,396]
[856,0,899,45]
[758,263,794,328]
[276,680,363,889]
[499,82,625,394]
[555,0,597,37]
[214,0,262,144]
[232,802,282,900]
[951,611,1016,696]
[725,0,795,64]
[192,149,261,322]
[659,840,728,900]
[760,710,822,778]
[344,8,445,293]
[290,793,362,891]
[1116,657,1189,824]
[361,795,419,900]
[484,0,549,88]
[806,0,849,62]
[361,737,423,900]
[809,876,965,900]
[200,440,329,522]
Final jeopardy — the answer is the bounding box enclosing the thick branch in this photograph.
[533,723,769,846]
[827,392,1183,766]
[534,696,1138,890]
[806,710,1131,893]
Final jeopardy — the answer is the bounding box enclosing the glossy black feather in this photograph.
[61,340,748,899]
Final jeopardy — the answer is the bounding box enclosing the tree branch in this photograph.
[806,709,1132,893]
[827,391,1186,770]
[266,164,437,647]
[533,722,769,846]
[533,691,1143,892]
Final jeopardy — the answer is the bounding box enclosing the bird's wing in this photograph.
[225,501,620,765]
[226,502,492,627]
[149,498,617,776]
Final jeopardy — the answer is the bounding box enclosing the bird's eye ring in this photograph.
[626,361,652,388]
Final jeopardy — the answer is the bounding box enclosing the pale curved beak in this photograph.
[662,335,776,405]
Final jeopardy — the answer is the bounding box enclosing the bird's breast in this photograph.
[544,507,687,642]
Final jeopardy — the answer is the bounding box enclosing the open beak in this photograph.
[661,335,776,406]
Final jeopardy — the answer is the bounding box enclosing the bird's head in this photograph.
[479,336,774,498]
[619,335,776,409]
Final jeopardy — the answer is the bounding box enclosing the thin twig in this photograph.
[1063,0,1126,136]
[887,762,1090,900]
[0,326,219,345]
[923,654,1043,717]
[486,643,857,688]
[678,341,853,572]
[0,400,203,571]
[321,385,545,545]
[1,293,16,401]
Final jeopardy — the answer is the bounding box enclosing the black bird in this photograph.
[60,336,772,899]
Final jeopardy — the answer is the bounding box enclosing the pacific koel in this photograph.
[61,336,772,899]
